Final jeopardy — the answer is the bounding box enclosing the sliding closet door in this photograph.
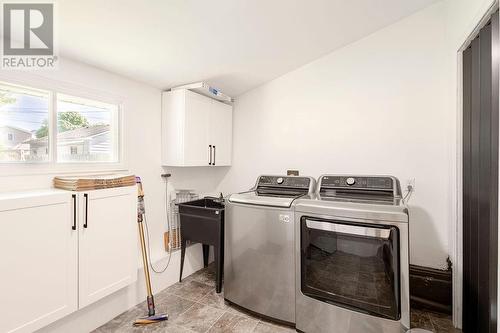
[462,11,499,333]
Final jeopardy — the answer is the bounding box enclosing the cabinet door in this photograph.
[78,186,137,308]
[0,192,77,333]
[183,90,210,166]
[209,100,232,166]
[162,90,186,166]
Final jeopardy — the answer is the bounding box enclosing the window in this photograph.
[0,81,121,164]
[57,94,119,163]
[0,83,49,162]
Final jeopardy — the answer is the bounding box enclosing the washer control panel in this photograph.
[258,176,311,188]
[320,176,393,190]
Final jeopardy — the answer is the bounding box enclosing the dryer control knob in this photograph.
[346,177,356,186]
[276,177,284,184]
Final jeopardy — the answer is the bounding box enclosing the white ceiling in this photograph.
[59,0,440,96]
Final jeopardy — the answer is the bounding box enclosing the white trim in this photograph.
[49,90,56,165]
[453,45,464,331]
[452,1,499,328]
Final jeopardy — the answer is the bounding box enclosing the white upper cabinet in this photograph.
[183,90,210,166]
[162,89,232,166]
[209,99,232,166]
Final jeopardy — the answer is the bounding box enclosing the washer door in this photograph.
[300,217,400,320]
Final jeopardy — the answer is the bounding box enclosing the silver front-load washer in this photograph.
[295,175,410,333]
[224,175,316,324]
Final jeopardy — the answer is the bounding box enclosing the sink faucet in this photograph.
[205,192,225,204]
[213,192,225,204]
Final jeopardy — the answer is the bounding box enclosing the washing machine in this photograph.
[225,175,316,324]
[295,175,409,333]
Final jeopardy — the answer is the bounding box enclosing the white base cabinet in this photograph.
[78,187,137,308]
[0,186,137,333]
[162,89,233,166]
[0,191,77,333]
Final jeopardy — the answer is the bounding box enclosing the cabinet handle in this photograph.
[213,146,216,166]
[72,194,77,230]
[84,193,88,228]
[209,145,212,165]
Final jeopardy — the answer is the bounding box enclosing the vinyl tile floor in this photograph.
[410,308,461,333]
[93,264,459,333]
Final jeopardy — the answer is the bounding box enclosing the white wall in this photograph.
[218,2,450,269]
[0,58,220,332]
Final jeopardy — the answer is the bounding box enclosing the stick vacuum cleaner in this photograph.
[133,177,168,326]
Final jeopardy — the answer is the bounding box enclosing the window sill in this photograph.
[0,162,128,177]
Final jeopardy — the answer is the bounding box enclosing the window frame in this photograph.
[0,74,126,176]
[55,93,121,164]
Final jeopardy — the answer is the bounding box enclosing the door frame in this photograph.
[453,1,499,328]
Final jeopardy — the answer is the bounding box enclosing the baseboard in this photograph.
[409,264,452,314]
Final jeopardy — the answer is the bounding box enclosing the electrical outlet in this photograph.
[406,178,415,191]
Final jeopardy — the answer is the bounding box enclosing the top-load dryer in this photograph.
[294,175,410,333]
[224,175,316,324]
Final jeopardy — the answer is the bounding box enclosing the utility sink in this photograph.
[179,198,224,210]
[177,197,225,293]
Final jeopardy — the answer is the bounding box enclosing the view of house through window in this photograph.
[0,83,50,162]
[0,82,120,164]
[56,94,118,162]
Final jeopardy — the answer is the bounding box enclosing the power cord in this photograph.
[144,213,172,273]
[141,174,173,274]
[403,184,414,203]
